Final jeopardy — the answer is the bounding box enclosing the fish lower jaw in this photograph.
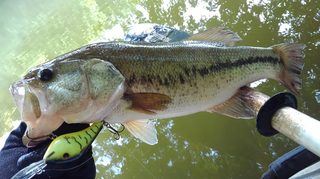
[22,125,51,147]
[22,134,48,147]
[22,114,65,147]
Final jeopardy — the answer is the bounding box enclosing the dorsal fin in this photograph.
[184,27,242,46]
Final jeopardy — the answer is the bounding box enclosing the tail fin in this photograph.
[272,43,305,98]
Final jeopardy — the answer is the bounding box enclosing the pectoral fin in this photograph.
[207,86,267,119]
[184,27,242,46]
[124,119,158,145]
[123,93,172,115]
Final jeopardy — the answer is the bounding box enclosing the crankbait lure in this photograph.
[43,122,103,163]
[12,122,103,179]
[12,121,127,178]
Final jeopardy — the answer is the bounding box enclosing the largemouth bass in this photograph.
[10,27,305,146]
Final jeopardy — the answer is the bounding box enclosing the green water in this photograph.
[0,0,319,178]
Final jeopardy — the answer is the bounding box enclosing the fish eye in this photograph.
[39,69,53,81]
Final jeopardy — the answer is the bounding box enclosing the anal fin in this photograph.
[124,119,158,145]
[123,93,172,115]
[207,86,268,119]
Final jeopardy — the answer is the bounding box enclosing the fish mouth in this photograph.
[10,80,64,147]
[9,81,25,113]
[9,80,41,121]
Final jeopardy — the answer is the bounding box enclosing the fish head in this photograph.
[10,58,125,147]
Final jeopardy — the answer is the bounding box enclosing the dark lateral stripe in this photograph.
[157,75,163,85]
[148,76,153,84]
[192,65,197,75]
[179,74,185,84]
[184,56,281,77]
[164,78,169,86]
[231,56,281,67]
[127,73,136,87]
[126,56,281,87]
[141,75,147,84]
[184,68,190,76]
[198,67,209,77]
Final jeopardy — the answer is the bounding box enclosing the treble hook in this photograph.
[102,121,125,140]
[25,132,57,148]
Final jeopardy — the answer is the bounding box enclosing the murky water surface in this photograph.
[0,0,319,178]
